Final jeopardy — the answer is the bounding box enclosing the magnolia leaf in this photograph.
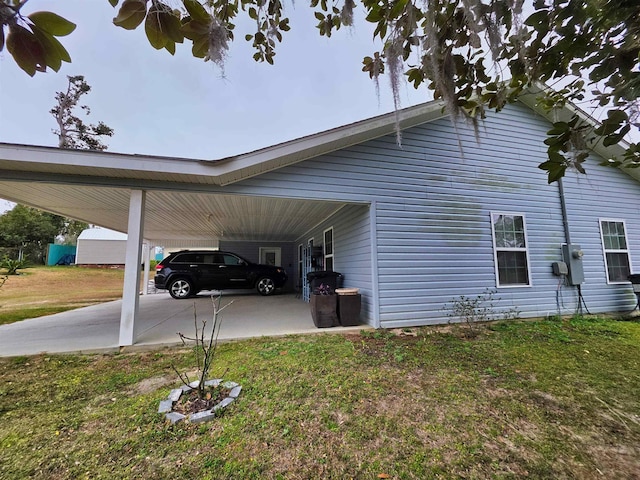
[389,0,409,18]
[365,8,383,22]
[547,122,570,136]
[31,25,72,71]
[181,20,209,40]
[183,0,210,23]
[6,25,46,76]
[164,40,176,55]
[600,158,622,167]
[524,10,548,27]
[163,10,184,43]
[28,11,77,37]
[113,0,147,30]
[594,110,628,136]
[539,157,566,183]
[145,9,168,49]
[192,35,208,58]
[603,125,630,147]
[108,0,120,6]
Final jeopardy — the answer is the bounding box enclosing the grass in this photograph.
[0,266,126,325]
[1,316,640,479]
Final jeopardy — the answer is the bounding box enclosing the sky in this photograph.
[0,1,425,161]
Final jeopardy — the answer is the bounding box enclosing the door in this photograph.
[219,252,252,288]
[259,247,281,266]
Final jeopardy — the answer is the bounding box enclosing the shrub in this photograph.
[443,288,520,332]
[0,256,29,275]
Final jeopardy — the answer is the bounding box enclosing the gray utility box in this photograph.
[562,244,585,285]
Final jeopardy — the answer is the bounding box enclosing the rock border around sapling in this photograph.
[158,379,242,424]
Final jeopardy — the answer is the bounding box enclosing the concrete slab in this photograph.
[0,292,367,357]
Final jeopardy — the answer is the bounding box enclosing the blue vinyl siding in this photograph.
[221,102,639,327]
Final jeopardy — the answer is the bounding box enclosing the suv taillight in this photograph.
[155,263,164,271]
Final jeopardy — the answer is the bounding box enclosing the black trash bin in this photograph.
[629,274,640,293]
[337,293,361,326]
[306,271,343,292]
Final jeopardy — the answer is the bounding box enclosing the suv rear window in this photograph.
[172,253,201,264]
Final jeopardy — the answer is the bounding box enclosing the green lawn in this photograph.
[0,266,127,325]
[1,316,639,479]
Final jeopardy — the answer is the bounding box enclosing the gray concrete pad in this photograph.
[0,292,366,357]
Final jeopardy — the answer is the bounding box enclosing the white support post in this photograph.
[119,190,146,346]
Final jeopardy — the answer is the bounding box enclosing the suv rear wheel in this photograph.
[256,277,276,296]
[168,278,193,299]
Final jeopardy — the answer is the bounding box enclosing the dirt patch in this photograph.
[127,375,176,395]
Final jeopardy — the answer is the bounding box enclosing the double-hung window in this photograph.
[491,213,531,287]
[323,227,334,271]
[600,219,631,283]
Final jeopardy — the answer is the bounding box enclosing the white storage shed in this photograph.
[75,228,129,266]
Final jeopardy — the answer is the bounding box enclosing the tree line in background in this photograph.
[0,204,88,265]
[0,0,638,182]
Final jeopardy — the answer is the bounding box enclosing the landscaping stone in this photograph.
[214,397,234,410]
[165,412,186,425]
[158,400,173,413]
[168,389,182,402]
[159,379,242,424]
[190,410,216,424]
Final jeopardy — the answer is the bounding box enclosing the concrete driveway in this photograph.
[0,292,364,357]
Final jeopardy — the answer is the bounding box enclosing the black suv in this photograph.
[154,250,288,299]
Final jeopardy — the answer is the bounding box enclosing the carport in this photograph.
[0,154,352,346]
[0,113,396,346]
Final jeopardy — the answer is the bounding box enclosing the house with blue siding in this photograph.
[0,84,637,344]
[213,93,639,328]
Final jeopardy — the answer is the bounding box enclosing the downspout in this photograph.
[558,177,571,245]
[369,200,381,329]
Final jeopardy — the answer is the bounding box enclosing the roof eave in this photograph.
[209,100,449,185]
[517,83,638,182]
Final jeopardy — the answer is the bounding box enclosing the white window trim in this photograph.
[323,227,334,271]
[599,218,632,284]
[490,211,532,288]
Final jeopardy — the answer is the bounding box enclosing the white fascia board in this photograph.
[0,143,216,178]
